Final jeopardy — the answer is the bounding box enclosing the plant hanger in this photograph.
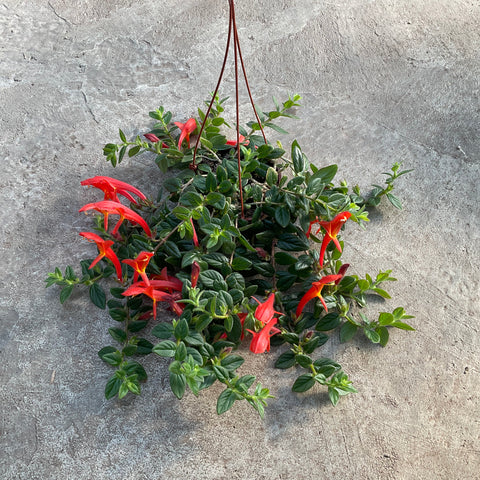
[192,0,268,217]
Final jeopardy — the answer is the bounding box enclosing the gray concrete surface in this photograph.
[1,1,479,478]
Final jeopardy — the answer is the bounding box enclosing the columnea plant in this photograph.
[47,0,413,416]
[46,93,414,416]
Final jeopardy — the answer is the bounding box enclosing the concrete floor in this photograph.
[1,1,479,478]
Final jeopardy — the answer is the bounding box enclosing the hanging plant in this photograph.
[46,1,414,417]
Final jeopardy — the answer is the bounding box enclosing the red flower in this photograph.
[81,176,146,204]
[151,267,184,292]
[144,133,160,143]
[253,293,281,325]
[190,218,199,247]
[122,251,154,285]
[296,274,343,317]
[226,135,249,146]
[247,317,281,354]
[307,211,351,267]
[174,118,197,149]
[191,261,200,288]
[237,312,247,341]
[79,231,123,281]
[335,263,350,284]
[122,275,183,319]
[79,200,152,237]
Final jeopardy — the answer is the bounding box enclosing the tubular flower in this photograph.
[335,263,350,284]
[253,293,282,325]
[151,267,184,292]
[191,261,200,288]
[79,200,152,237]
[190,218,199,247]
[237,312,247,341]
[144,133,160,143]
[79,231,123,281]
[296,274,343,318]
[122,277,184,319]
[307,211,351,267]
[174,118,197,149]
[81,176,146,204]
[122,251,154,285]
[247,317,281,354]
[226,134,249,146]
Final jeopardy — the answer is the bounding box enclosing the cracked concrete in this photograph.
[1,0,479,479]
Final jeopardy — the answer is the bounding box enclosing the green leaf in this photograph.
[372,287,391,299]
[206,192,226,209]
[105,375,122,400]
[291,141,306,174]
[275,207,290,228]
[199,270,228,291]
[152,340,177,357]
[236,375,256,392]
[391,321,415,331]
[108,327,127,343]
[231,256,252,271]
[386,193,402,209]
[328,387,340,406]
[174,318,189,340]
[364,328,381,343]
[169,372,186,399]
[175,341,187,361]
[127,320,148,333]
[340,322,358,342]
[89,283,106,309]
[220,355,245,371]
[277,233,309,251]
[216,388,238,414]
[292,374,315,393]
[213,365,231,383]
[302,333,329,353]
[378,312,394,326]
[265,167,278,187]
[151,323,174,339]
[274,252,297,265]
[60,285,74,304]
[184,331,204,346]
[275,351,296,369]
[110,287,125,299]
[98,346,116,361]
[377,326,389,347]
[295,354,313,368]
[316,312,341,331]
[102,352,122,366]
[180,191,204,208]
[128,145,141,157]
[310,164,338,185]
[206,172,217,192]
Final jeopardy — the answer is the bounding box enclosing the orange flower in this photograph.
[307,211,351,267]
[79,200,152,237]
[226,135,249,146]
[296,274,343,317]
[122,251,154,285]
[79,231,122,281]
[247,317,281,354]
[174,118,197,149]
[122,274,184,319]
[252,293,281,325]
[81,176,146,204]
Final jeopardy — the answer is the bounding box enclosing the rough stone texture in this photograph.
[1,1,479,479]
